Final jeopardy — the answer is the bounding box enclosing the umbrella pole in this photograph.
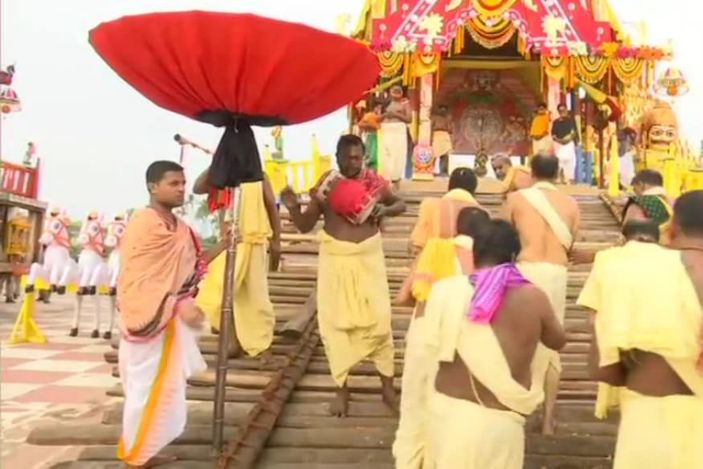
[213,186,242,452]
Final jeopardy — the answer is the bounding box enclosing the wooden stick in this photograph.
[213,186,242,452]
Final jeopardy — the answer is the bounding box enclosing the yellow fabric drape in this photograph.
[411,236,473,302]
[379,51,405,77]
[612,58,645,86]
[466,16,515,50]
[316,231,395,386]
[542,56,569,81]
[577,242,703,418]
[197,181,274,357]
[574,56,611,84]
[411,53,441,78]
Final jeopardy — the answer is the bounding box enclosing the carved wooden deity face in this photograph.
[648,124,677,150]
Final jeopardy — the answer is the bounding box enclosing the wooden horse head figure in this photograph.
[77,211,106,256]
[105,213,128,250]
[40,207,71,249]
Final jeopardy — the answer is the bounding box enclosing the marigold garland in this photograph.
[466,16,515,49]
[612,57,644,86]
[378,51,404,77]
[574,56,610,84]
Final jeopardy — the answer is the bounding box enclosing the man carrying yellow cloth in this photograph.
[280,135,406,417]
[193,169,281,360]
[503,154,580,435]
[577,192,703,469]
[422,220,566,469]
[393,206,489,469]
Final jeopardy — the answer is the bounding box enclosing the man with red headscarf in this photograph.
[281,134,406,416]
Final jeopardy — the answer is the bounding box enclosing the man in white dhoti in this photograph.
[551,104,578,184]
[117,161,208,468]
[380,85,412,188]
[503,154,580,434]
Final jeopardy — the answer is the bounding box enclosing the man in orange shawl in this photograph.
[117,161,211,468]
[530,102,552,156]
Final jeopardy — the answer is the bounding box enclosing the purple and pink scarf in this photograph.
[468,264,531,324]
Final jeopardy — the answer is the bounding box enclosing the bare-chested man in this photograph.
[423,219,566,468]
[492,154,533,196]
[503,153,580,434]
[280,134,406,416]
[393,206,489,469]
[577,191,703,468]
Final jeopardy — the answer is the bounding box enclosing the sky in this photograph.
[1,0,701,215]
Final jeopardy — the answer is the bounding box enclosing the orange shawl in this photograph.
[117,208,198,339]
[530,113,550,139]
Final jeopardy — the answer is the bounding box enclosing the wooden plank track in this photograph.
[27,184,622,468]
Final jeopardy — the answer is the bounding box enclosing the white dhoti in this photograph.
[393,315,437,469]
[429,391,526,469]
[380,122,409,182]
[118,317,206,466]
[518,261,567,374]
[532,135,553,156]
[555,140,577,181]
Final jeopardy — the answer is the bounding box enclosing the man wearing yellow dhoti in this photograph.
[193,167,281,360]
[503,154,580,435]
[577,191,703,469]
[280,135,406,416]
[117,161,208,468]
[422,220,566,469]
[393,206,489,469]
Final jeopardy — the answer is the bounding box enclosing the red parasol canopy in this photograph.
[89,11,380,188]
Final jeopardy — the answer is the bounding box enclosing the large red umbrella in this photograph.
[89,11,381,455]
[89,11,380,187]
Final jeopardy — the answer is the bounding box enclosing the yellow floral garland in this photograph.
[574,56,610,84]
[378,51,405,77]
[411,53,441,78]
[612,57,644,86]
[466,16,515,49]
[542,56,568,81]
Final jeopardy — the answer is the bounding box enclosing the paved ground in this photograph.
[1,293,118,468]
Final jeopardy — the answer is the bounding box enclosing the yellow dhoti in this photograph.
[429,391,526,469]
[393,315,435,469]
[393,236,474,469]
[317,231,395,386]
[422,276,545,469]
[577,241,703,468]
[196,181,274,357]
[614,390,703,469]
[432,130,452,159]
[518,261,567,373]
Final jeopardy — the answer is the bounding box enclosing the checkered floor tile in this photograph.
[0,294,118,466]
